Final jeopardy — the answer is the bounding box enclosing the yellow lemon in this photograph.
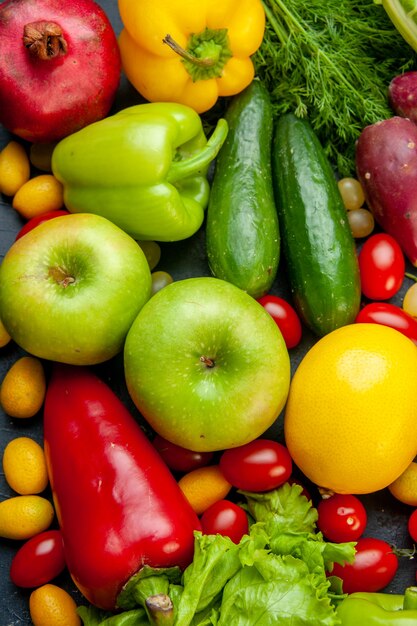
[30,584,81,626]
[0,495,54,540]
[0,356,46,418]
[3,436,49,495]
[284,323,417,494]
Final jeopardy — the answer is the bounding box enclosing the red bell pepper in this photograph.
[43,364,200,611]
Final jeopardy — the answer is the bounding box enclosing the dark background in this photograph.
[0,1,416,624]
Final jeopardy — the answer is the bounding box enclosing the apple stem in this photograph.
[200,355,215,368]
[23,21,68,61]
[48,266,75,288]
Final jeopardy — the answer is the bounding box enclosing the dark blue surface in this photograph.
[0,1,416,624]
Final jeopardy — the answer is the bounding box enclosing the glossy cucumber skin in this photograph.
[272,113,361,336]
[206,79,279,299]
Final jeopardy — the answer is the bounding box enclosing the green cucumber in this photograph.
[272,113,361,336]
[206,79,279,299]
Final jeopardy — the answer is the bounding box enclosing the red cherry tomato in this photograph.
[257,295,302,349]
[317,494,367,542]
[10,529,66,588]
[358,233,405,300]
[355,302,417,345]
[152,434,214,473]
[200,499,249,543]
[331,537,398,594]
[15,209,70,240]
[219,439,292,492]
[408,509,417,544]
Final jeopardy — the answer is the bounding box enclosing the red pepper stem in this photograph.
[145,593,175,625]
[166,118,228,185]
[404,586,417,610]
[406,272,417,282]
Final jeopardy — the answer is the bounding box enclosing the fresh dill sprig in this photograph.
[254,0,417,175]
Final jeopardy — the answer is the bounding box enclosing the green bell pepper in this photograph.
[51,103,228,242]
[336,586,417,624]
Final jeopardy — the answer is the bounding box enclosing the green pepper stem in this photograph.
[404,586,417,610]
[167,118,228,184]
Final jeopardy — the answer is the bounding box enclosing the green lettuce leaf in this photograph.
[241,482,317,532]
[174,532,242,625]
[243,484,356,574]
[78,605,149,625]
[216,552,341,626]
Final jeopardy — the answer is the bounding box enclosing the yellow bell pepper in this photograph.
[117,0,265,114]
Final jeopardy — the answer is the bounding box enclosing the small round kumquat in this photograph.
[0,356,46,418]
[3,436,49,495]
[0,140,30,196]
[0,495,54,540]
[178,464,232,515]
[30,141,57,172]
[29,584,81,626]
[12,174,64,219]
[0,317,11,348]
[388,461,417,506]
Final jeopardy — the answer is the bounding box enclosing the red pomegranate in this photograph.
[0,0,121,142]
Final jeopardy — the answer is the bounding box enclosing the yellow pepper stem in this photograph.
[163,34,216,68]
[162,27,232,82]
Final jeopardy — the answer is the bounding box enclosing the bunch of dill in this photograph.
[254,0,417,175]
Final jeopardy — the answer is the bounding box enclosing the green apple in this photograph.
[0,213,152,365]
[124,277,291,452]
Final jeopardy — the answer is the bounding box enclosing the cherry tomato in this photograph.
[358,233,405,300]
[15,209,70,240]
[152,434,214,473]
[10,529,66,588]
[408,509,417,544]
[331,537,398,594]
[219,439,292,492]
[355,302,417,345]
[317,494,367,542]
[257,295,302,349]
[200,499,249,543]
